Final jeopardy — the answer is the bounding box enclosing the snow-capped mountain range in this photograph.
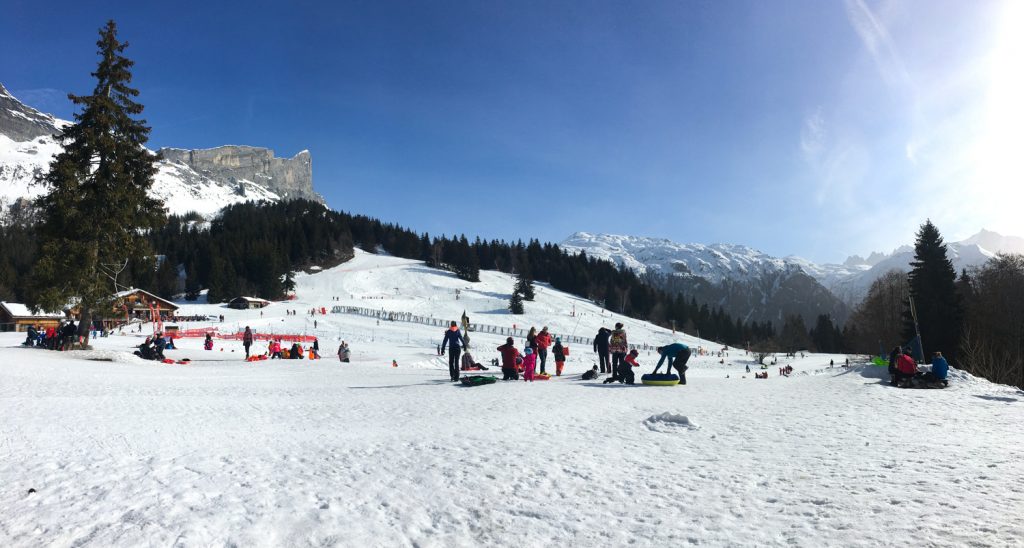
[0,82,321,218]
[561,230,1024,323]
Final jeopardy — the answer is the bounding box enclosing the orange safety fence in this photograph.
[174,329,317,343]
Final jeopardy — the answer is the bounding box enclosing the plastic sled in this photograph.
[460,375,498,387]
[534,373,552,381]
[641,373,680,386]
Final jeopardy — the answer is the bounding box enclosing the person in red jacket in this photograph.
[896,348,919,388]
[535,326,553,374]
[497,337,521,381]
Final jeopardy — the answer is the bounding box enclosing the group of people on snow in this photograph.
[888,347,949,388]
[22,321,79,351]
[441,320,691,384]
[134,332,169,361]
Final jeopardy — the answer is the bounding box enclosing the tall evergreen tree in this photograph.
[903,220,963,362]
[27,21,165,346]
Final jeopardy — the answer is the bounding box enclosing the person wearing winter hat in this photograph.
[552,336,566,376]
[441,320,467,382]
[497,336,521,381]
[535,326,553,374]
[522,347,537,382]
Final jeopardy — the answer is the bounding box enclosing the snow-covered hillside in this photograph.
[0,83,307,217]
[1,251,1021,546]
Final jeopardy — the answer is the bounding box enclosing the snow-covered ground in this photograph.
[1,251,1022,547]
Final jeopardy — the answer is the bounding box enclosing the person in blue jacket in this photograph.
[918,351,949,385]
[441,321,467,382]
[654,343,692,384]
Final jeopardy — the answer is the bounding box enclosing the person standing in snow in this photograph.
[243,326,254,359]
[337,341,351,362]
[552,337,566,376]
[497,337,521,381]
[522,347,537,382]
[593,327,611,373]
[609,323,629,382]
[535,326,553,374]
[888,346,902,386]
[441,321,467,382]
[655,343,692,384]
[526,327,539,354]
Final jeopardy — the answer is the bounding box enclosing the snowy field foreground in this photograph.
[1,252,1023,547]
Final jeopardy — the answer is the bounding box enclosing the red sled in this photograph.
[563,346,570,356]
[162,358,174,364]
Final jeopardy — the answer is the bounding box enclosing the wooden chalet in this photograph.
[0,302,65,332]
[228,296,271,310]
[111,288,180,320]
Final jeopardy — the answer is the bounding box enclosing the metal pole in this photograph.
[908,294,923,362]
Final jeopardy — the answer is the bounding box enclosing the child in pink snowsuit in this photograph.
[522,347,537,381]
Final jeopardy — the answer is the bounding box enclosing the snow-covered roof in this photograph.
[0,301,63,319]
[231,296,271,303]
[111,288,179,309]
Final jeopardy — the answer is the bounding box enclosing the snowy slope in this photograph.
[0,84,285,217]
[0,251,1022,546]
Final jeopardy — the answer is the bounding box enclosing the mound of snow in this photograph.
[644,412,699,432]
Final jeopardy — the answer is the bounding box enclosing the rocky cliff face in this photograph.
[0,83,65,142]
[1,81,324,217]
[158,146,322,204]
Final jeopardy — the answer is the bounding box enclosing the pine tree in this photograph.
[515,260,535,301]
[903,220,963,362]
[27,21,165,346]
[508,289,524,314]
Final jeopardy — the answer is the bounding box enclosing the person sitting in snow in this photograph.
[152,333,167,360]
[582,365,599,380]
[497,337,521,381]
[460,351,487,371]
[135,337,156,360]
[916,351,949,386]
[895,348,918,388]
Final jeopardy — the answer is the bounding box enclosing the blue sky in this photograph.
[3,0,1020,263]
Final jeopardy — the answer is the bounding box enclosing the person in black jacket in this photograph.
[441,321,467,382]
[61,320,77,351]
[593,327,611,373]
[887,346,901,386]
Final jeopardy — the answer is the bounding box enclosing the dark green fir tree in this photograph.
[508,289,525,315]
[515,261,535,301]
[27,20,166,346]
[903,220,963,362]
